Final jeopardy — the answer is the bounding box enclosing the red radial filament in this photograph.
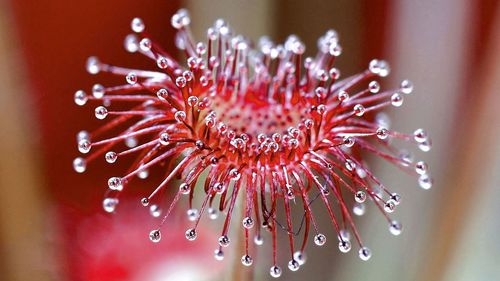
[74,9,432,276]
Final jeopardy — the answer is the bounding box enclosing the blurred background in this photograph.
[0,0,499,280]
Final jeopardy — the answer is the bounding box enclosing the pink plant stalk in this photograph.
[74,9,432,277]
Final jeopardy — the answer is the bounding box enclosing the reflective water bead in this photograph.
[294,251,307,265]
[359,247,372,261]
[187,208,199,221]
[159,132,170,145]
[139,38,152,52]
[73,157,86,173]
[108,177,123,191]
[345,159,356,171]
[368,59,390,77]
[270,266,282,278]
[418,174,433,190]
[389,220,403,236]
[78,139,91,154]
[187,96,199,106]
[125,137,138,148]
[343,136,355,147]
[214,249,224,261]
[384,200,396,213]
[288,259,300,271]
[339,229,351,241]
[314,233,326,246]
[415,161,428,175]
[368,81,380,93]
[74,90,88,106]
[218,235,230,247]
[329,43,342,56]
[390,193,401,205]
[214,182,225,194]
[413,128,428,143]
[175,76,187,88]
[242,217,254,229]
[353,202,366,216]
[149,229,161,243]
[149,204,161,217]
[185,228,197,241]
[174,111,186,122]
[329,68,340,79]
[91,83,105,98]
[94,106,108,120]
[376,127,389,139]
[126,72,138,85]
[391,93,404,107]
[138,169,149,179]
[131,17,145,33]
[338,90,349,102]
[230,168,241,180]
[254,235,264,246]
[355,190,367,203]
[196,42,207,55]
[241,255,253,266]
[105,151,117,163]
[156,56,169,69]
[141,197,150,206]
[419,139,432,152]
[179,182,190,194]
[207,207,218,220]
[338,240,352,253]
[400,79,414,94]
[124,34,139,53]
[354,104,365,116]
[102,198,119,213]
[86,56,101,74]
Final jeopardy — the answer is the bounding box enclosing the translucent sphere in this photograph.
[314,233,326,246]
[338,240,352,253]
[102,198,119,213]
[218,235,230,247]
[288,259,300,271]
[241,255,253,266]
[389,220,403,236]
[149,229,161,243]
[270,265,282,278]
[185,228,197,241]
[359,247,372,261]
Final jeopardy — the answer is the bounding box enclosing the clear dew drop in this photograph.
[254,235,264,246]
[139,38,152,52]
[241,255,253,266]
[413,128,428,143]
[343,136,355,147]
[314,233,326,246]
[389,220,403,236]
[376,127,389,139]
[293,251,307,265]
[124,34,139,53]
[345,159,356,171]
[94,106,108,120]
[415,161,428,175]
[149,229,161,243]
[105,151,117,163]
[391,93,404,107]
[102,198,119,213]
[230,169,241,180]
[207,207,218,220]
[78,139,91,154]
[73,157,86,173]
[368,59,390,77]
[390,193,401,205]
[156,56,169,69]
[138,169,149,179]
[107,177,123,191]
[338,240,352,253]
[242,217,254,229]
[149,204,161,218]
[368,81,380,93]
[288,259,300,271]
[141,197,150,206]
[384,200,396,213]
[418,174,433,190]
[355,190,367,203]
[214,249,224,261]
[86,56,101,74]
[131,17,145,33]
[359,247,372,261]
[185,228,197,241]
[353,202,366,216]
[74,90,88,106]
[174,111,186,122]
[187,208,199,221]
[338,90,349,102]
[125,137,138,148]
[339,229,351,241]
[92,84,105,98]
[270,266,282,278]
[418,140,432,152]
[400,79,414,94]
[179,182,190,194]
[354,104,366,116]
[126,72,138,85]
[218,235,230,247]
